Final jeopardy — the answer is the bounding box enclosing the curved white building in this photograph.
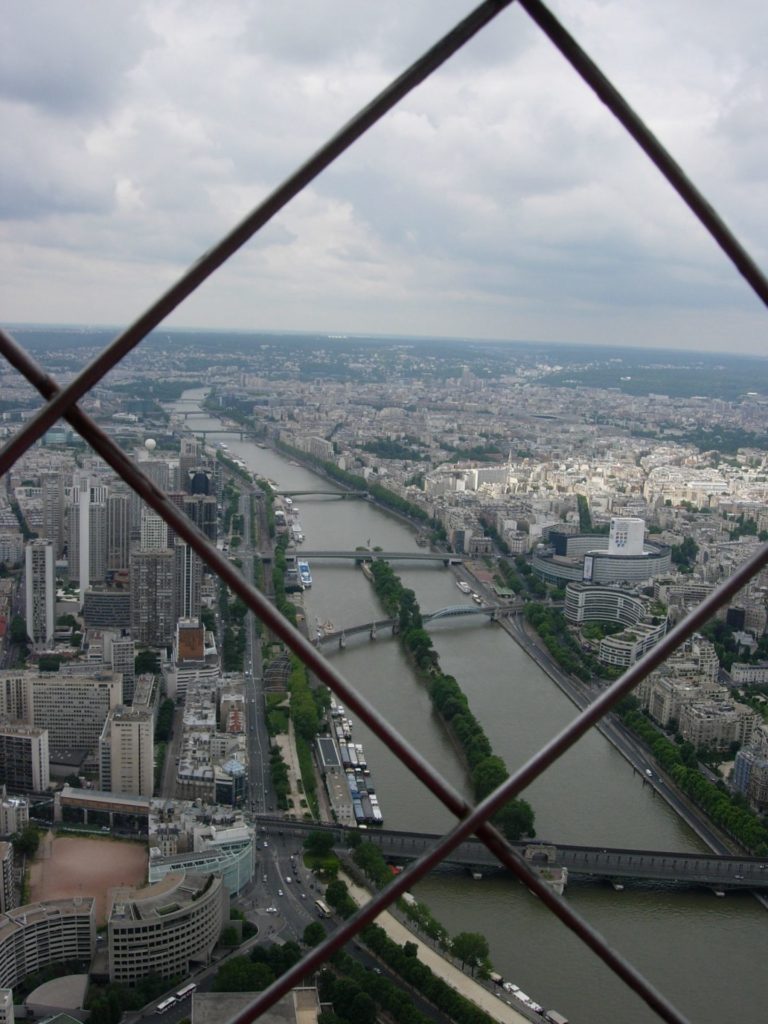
[0,898,95,990]
[108,871,226,984]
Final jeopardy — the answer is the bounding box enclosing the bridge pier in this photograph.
[370,623,377,640]
[339,632,346,650]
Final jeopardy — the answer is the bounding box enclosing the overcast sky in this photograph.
[1,1,766,354]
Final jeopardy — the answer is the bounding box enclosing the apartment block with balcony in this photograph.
[108,871,226,984]
[0,898,95,989]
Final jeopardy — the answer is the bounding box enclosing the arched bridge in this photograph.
[316,603,517,643]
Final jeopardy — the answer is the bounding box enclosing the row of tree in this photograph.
[368,560,535,840]
[523,602,593,681]
[621,708,768,854]
[273,437,446,542]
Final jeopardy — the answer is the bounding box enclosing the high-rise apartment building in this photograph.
[130,548,175,646]
[40,471,65,558]
[174,540,202,622]
[25,539,55,650]
[140,508,169,550]
[99,706,154,797]
[0,845,13,914]
[0,669,121,756]
[69,477,107,594]
[106,491,131,571]
[182,495,218,543]
[0,725,50,792]
[179,438,200,489]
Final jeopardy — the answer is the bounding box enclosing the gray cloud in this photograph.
[0,1,765,353]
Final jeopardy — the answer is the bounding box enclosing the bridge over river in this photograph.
[254,816,768,893]
[313,603,517,644]
[290,549,464,564]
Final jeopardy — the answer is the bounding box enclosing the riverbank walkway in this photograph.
[340,872,535,1024]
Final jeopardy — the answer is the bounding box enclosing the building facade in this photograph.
[25,540,55,650]
[99,706,154,798]
[0,725,50,792]
[108,871,226,983]
[0,898,95,990]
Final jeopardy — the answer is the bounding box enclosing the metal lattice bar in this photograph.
[1,1,766,1021]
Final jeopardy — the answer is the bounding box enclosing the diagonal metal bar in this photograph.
[0,0,514,476]
[6,324,747,1024]
[518,0,768,305]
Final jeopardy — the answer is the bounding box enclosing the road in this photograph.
[238,488,274,817]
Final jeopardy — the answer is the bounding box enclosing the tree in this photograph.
[303,921,326,947]
[304,831,336,858]
[12,825,41,857]
[10,615,29,645]
[135,649,160,675]
[451,931,490,976]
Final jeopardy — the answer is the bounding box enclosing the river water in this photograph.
[176,391,768,1024]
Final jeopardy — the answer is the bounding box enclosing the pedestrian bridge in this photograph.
[254,816,768,893]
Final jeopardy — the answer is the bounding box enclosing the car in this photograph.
[277,888,284,897]
[262,874,268,882]
[266,906,278,914]
[263,841,269,848]
[286,876,292,883]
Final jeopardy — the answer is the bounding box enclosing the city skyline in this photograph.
[1,1,766,354]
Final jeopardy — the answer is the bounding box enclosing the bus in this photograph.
[175,983,197,1000]
[155,997,177,1014]
[315,899,331,918]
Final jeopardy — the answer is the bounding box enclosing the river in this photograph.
[175,390,768,1024]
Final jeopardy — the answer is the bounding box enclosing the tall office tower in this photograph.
[608,516,646,556]
[41,472,65,557]
[140,508,169,550]
[164,492,187,547]
[179,438,200,490]
[130,549,175,645]
[107,491,131,571]
[142,458,171,492]
[182,495,218,543]
[174,540,202,621]
[25,539,55,650]
[99,706,154,797]
[69,477,107,592]
[0,844,13,914]
[10,668,122,755]
[0,724,50,792]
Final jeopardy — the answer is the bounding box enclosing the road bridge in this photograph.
[278,489,368,499]
[289,549,464,564]
[315,603,516,644]
[252,817,768,893]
